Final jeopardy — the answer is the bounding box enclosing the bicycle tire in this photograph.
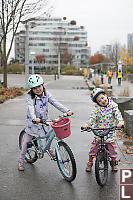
[56,141,77,182]
[19,129,38,164]
[95,151,108,187]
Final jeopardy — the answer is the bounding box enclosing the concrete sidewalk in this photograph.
[0,74,57,88]
[103,75,133,97]
[0,74,133,200]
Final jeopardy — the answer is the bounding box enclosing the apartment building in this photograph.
[127,33,133,57]
[15,17,90,71]
[100,44,112,58]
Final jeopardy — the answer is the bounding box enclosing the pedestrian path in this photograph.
[87,73,133,97]
[104,75,133,97]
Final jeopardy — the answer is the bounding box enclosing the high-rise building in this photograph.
[100,45,112,58]
[127,33,133,57]
[15,17,90,71]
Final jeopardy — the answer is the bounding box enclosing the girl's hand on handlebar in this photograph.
[117,123,124,129]
[33,118,41,123]
[81,124,88,130]
[67,110,73,116]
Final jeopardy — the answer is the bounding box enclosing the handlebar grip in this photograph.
[63,112,74,117]
[40,119,45,123]
[40,119,49,126]
[32,120,36,124]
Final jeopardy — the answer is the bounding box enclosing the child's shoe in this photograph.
[86,162,93,172]
[48,149,56,157]
[110,160,118,172]
[111,165,118,172]
[18,161,24,171]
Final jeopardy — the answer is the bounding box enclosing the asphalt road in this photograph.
[0,75,133,200]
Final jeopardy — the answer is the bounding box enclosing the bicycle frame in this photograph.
[91,136,109,161]
[19,115,77,182]
[28,127,64,160]
[81,126,120,186]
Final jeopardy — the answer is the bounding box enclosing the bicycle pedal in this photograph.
[27,142,33,148]
[115,160,119,165]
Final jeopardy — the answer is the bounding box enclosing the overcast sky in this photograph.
[9,0,133,59]
[52,0,133,54]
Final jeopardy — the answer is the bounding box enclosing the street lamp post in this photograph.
[57,51,60,79]
[30,51,35,74]
[57,26,67,79]
[25,23,29,88]
[21,18,37,88]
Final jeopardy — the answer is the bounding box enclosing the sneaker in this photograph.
[18,162,24,171]
[48,149,56,157]
[112,165,118,172]
[86,162,93,172]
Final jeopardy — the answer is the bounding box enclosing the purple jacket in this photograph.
[25,89,69,137]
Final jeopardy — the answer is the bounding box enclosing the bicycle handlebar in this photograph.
[32,112,74,126]
[81,125,124,137]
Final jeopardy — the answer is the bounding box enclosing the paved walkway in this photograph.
[88,73,133,97]
[0,74,57,88]
[1,73,133,97]
[104,75,133,97]
[0,74,133,200]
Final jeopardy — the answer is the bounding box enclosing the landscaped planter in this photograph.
[128,74,133,83]
[112,97,133,117]
[124,110,133,137]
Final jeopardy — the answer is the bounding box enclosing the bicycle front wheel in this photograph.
[95,151,108,187]
[56,141,77,182]
[19,130,38,164]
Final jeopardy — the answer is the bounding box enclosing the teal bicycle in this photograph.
[19,115,77,182]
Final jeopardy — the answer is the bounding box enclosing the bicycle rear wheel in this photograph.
[56,141,77,182]
[95,151,108,187]
[19,130,38,164]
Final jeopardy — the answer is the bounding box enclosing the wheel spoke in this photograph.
[95,153,108,186]
[19,130,38,164]
[56,141,76,182]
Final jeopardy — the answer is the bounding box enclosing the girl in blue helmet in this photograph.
[18,74,73,171]
[82,88,124,172]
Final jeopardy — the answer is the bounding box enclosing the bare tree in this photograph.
[53,27,68,78]
[35,54,45,72]
[109,42,121,68]
[61,51,74,64]
[0,0,51,87]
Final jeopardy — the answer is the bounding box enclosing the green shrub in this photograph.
[45,64,83,75]
[0,63,24,73]
[62,70,83,75]
[8,63,24,73]
[127,65,133,73]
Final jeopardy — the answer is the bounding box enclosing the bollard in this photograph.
[101,74,104,84]
[54,72,56,80]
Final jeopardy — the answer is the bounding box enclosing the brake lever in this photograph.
[40,119,49,126]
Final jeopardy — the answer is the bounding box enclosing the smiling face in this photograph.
[32,84,44,96]
[96,93,108,107]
